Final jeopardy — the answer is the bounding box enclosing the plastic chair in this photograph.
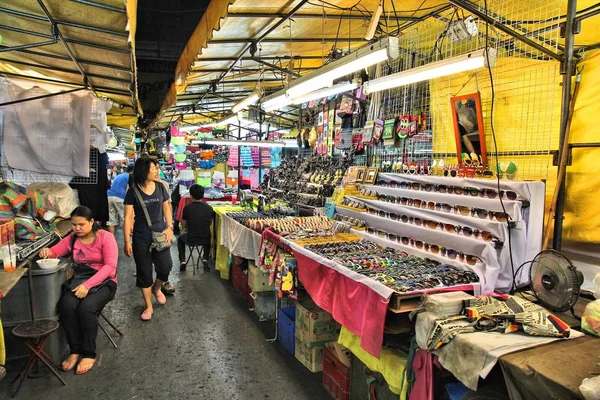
[98,311,123,348]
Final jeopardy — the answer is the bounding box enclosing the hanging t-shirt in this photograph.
[124,182,170,243]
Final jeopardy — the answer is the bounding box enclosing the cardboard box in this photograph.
[248,262,272,293]
[295,339,325,373]
[325,342,352,369]
[295,300,339,347]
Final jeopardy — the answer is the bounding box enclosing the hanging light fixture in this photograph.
[364,48,497,94]
[285,36,399,99]
[232,88,263,113]
[292,81,359,105]
[262,93,293,112]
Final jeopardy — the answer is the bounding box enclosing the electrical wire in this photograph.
[483,0,517,294]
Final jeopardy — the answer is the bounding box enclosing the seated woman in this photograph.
[39,206,118,375]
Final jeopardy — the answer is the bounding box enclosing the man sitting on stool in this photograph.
[178,184,215,271]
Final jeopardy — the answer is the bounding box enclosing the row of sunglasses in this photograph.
[354,194,511,222]
[363,228,484,266]
[304,240,480,292]
[363,208,501,243]
[372,180,519,201]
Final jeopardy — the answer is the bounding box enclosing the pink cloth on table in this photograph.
[295,250,389,358]
[410,350,442,400]
[50,230,118,289]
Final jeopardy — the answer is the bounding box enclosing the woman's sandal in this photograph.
[153,289,167,305]
[61,354,80,372]
[140,309,153,321]
[75,358,95,375]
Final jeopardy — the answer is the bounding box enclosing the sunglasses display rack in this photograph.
[333,172,546,294]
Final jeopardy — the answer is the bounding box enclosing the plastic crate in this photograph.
[278,307,295,355]
[248,262,272,293]
[323,347,351,400]
[232,263,249,299]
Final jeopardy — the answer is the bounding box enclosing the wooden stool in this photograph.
[11,320,67,397]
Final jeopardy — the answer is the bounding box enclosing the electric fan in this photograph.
[529,249,584,313]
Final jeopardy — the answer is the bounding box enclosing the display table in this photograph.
[0,268,28,299]
[220,214,262,262]
[176,196,233,222]
[499,335,600,400]
[212,205,242,280]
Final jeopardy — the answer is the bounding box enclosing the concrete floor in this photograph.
[1,233,330,399]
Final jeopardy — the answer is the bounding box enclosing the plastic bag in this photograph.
[582,273,600,336]
[580,376,600,400]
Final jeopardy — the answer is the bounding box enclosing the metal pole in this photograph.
[0,39,57,53]
[0,87,86,107]
[553,0,578,250]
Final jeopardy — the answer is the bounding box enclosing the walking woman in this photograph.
[39,206,118,375]
[123,157,174,321]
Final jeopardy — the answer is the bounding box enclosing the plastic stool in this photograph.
[11,320,67,397]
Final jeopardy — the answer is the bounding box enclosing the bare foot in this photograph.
[75,358,95,375]
[61,354,80,372]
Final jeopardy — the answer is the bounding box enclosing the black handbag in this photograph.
[63,233,111,294]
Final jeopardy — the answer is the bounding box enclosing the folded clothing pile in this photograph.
[424,291,475,317]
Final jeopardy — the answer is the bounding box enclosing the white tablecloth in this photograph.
[220,215,262,262]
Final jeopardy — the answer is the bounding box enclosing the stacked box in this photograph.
[248,262,272,293]
[295,339,325,372]
[295,299,339,347]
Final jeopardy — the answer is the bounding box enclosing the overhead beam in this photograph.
[227,12,418,21]
[0,45,132,72]
[187,78,284,87]
[191,66,318,73]
[0,24,130,54]
[0,57,131,83]
[71,0,126,13]
[196,56,325,62]
[208,38,366,44]
[0,6,128,37]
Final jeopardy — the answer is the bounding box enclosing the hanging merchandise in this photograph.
[308,127,317,148]
[351,128,364,152]
[199,159,215,169]
[212,170,225,189]
[175,162,187,171]
[383,118,396,140]
[249,168,260,189]
[174,153,187,163]
[261,148,271,167]
[227,146,239,167]
[373,118,384,142]
[226,170,239,187]
[241,169,251,187]
[270,147,281,168]
[240,146,254,167]
[174,144,187,153]
[250,146,260,166]
[337,128,353,150]
[213,146,229,163]
[171,136,186,146]
[196,171,212,187]
[363,121,374,144]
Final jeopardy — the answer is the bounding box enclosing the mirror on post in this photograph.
[450,92,488,166]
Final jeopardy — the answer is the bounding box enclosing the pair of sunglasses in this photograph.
[440,248,482,266]
[453,205,509,222]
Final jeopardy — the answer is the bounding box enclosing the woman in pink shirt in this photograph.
[39,206,118,375]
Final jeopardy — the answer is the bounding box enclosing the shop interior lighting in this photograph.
[285,36,399,99]
[364,48,497,94]
[232,88,263,113]
[283,139,298,148]
[364,3,383,41]
[292,81,359,105]
[191,139,285,148]
[179,113,241,131]
[262,93,293,112]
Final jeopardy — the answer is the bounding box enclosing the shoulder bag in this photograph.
[132,184,171,252]
[63,233,112,293]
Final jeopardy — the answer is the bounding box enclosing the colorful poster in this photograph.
[383,118,396,140]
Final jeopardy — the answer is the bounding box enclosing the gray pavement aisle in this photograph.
[1,231,330,400]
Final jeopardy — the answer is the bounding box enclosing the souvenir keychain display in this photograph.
[304,239,480,293]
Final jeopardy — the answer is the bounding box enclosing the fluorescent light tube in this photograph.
[364,48,497,94]
[232,88,263,113]
[283,139,298,148]
[365,4,383,41]
[192,139,285,148]
[285,36,399,99]
[292,81,358,104]
[262,94,293,112]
